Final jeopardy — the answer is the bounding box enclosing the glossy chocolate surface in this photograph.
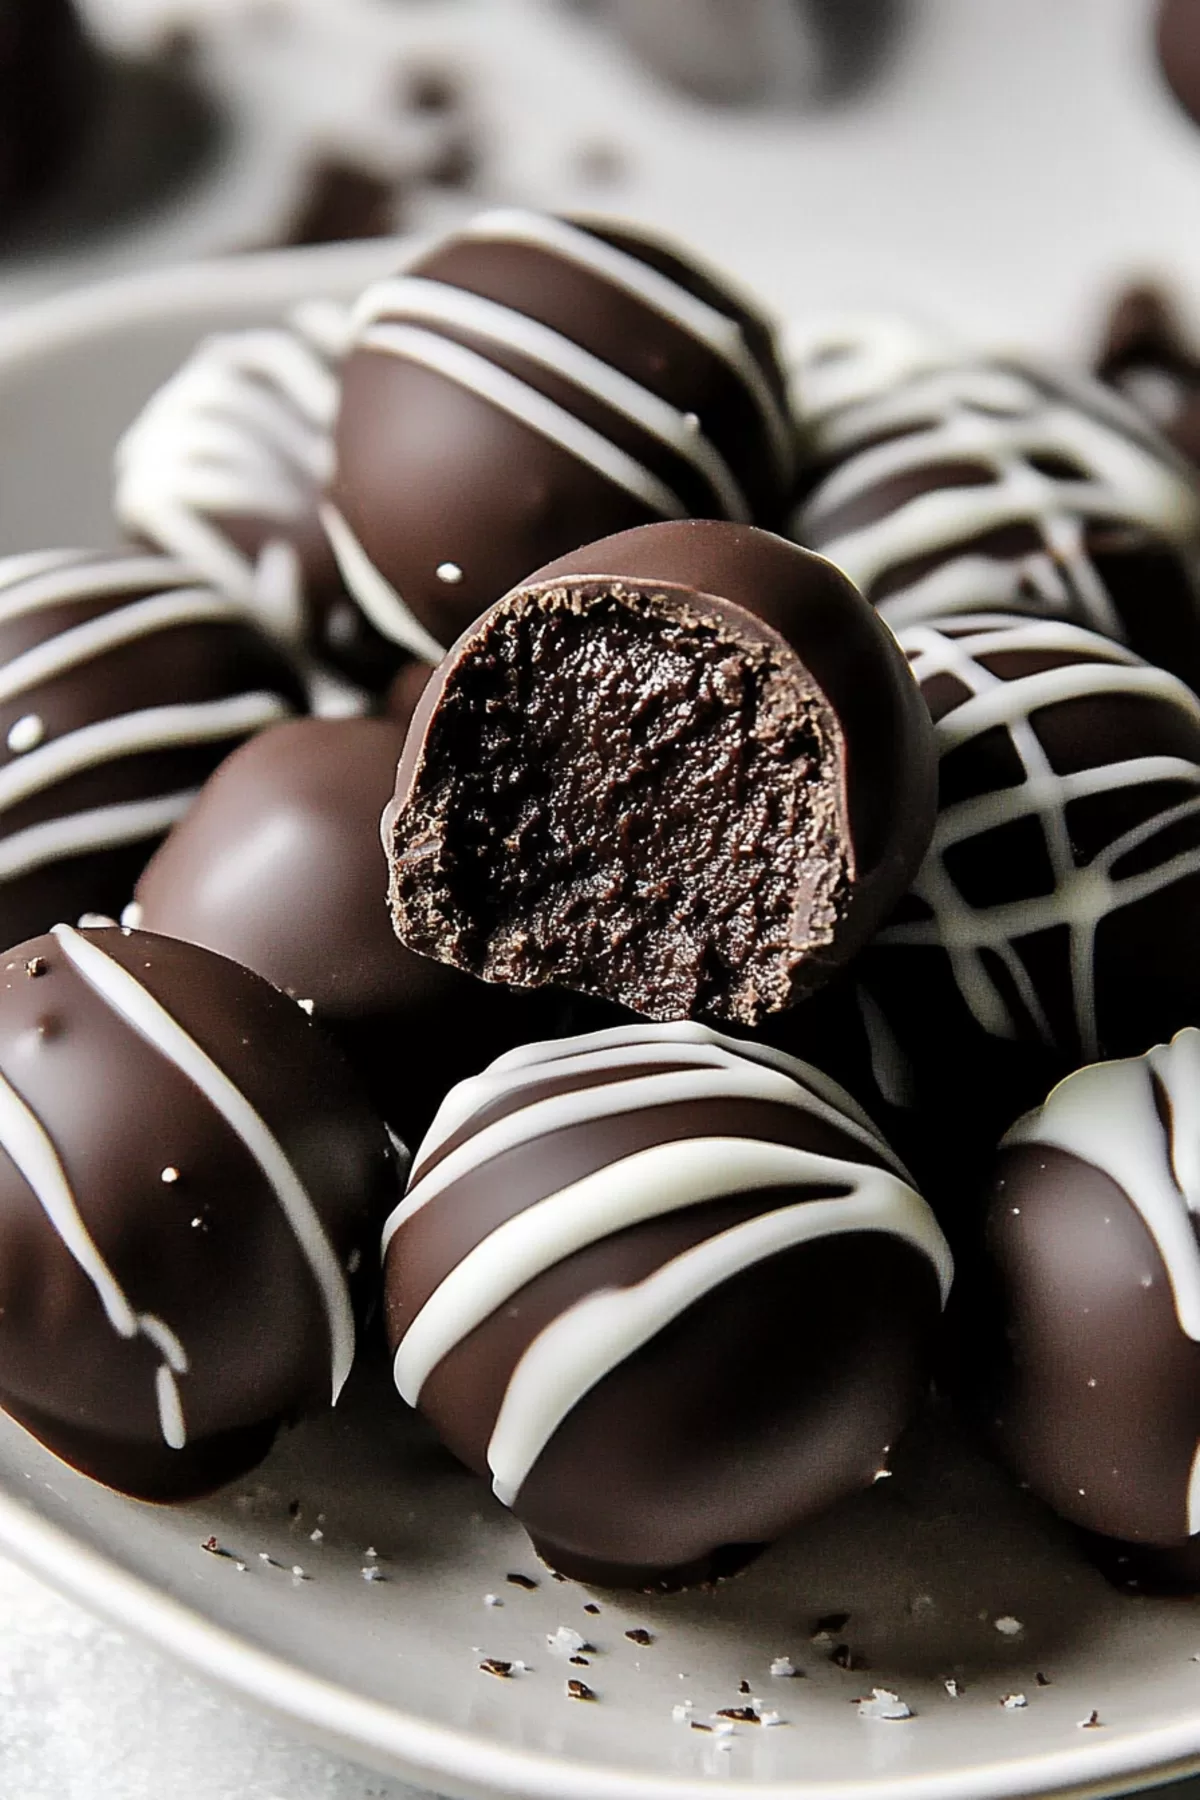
[326,210,795,661]
[382,1021,951,1585]
[386,520,935,1027]
[0,926,397,1500]
[1097,285,1200,475]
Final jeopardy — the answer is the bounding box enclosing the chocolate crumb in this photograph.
[690,1721,713,1733]
[23,957,47,978]
[584,1602,600,1614]
[569,1655,590,1667]
[716,1706,762,1723]
[831,1644,864,1671]
[738,1679,751,1695]
[507,1572,539,1590]
[552,1572,567,1583]
[567,1679,597,1701]
[1035,1672,1051,1687]
[480,1659,513,1679]
[1079,1710,1104,1729]
[626,1628,654,1646]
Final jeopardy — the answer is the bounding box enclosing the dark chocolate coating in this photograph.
[0,926,397,1499]
[328,210,794,661]
[0,0,96,225]
[1096,285,1200,474]
[794,356,1200,693]
[853,614,1200,1141]
[386,520,935,1027]
[1159,0,1200,129]
[983,1036,1200,1546]
[0,549,306,949]
[134,715,549,1143]
[383,1022,949,1584]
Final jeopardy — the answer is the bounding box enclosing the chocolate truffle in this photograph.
[383,1020,952,1586]
[793,355,1200,692]
[985,1028,1200,1547]
[0,0,96,227]
[0,924,397,1499]
[1158,0,1200,130]
[114,302,397,692]
[324,208,795,664]
[0,549,305,948]
[1096,285,1200,473]
[861,613,1200,1110]
[384,519,936,1028]
[132,715,549,1143]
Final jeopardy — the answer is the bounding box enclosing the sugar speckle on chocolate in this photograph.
[994,1616,1024,1636]
[856,1689,912,1721]
[770,1656,799,1678]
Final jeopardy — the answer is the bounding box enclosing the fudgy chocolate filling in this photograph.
[388,579,850,1025]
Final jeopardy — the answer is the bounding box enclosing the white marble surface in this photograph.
[0,1556,435,1800]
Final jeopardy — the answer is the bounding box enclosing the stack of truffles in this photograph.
[3,207,1200,1590]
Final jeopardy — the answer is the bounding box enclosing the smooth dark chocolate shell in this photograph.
[134,714,548,1143]
[382,1022,951,1585]
[385,519,935,1028]
[0,0,96,226]
[0,926,397,1500]
[326,209,794,663]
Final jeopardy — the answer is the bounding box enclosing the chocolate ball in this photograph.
[114,303,399,692]
[324,208,795,665]
[0,548,306,948]
[384,519,936,1028]
[856,613,1200,1143]
[985,1028,1200,1547]
[1096,285,1200,474]
[0,924,398,1500]
[383,1020,952,1586]
[0,0,96,226]
[132,715,549,1143]
[1158,0,1200,130]
[793,354,1200,692]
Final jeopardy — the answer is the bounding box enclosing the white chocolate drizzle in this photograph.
[1004,1029,1200,1531]
[796,361,1200,637]
[878,616,1200,1060]
[0,1062,189,1447]
[52,926,355,1402]
[114,304,350,647]
[387,1022,951,1510]
[0,551,298,882]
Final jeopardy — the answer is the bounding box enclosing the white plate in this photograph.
[2,242,1200,1800]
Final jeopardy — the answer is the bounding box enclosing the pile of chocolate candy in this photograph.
[3,206,1200,1592]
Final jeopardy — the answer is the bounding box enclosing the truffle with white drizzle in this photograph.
[114,303,398,690]
[382,1021,952,1587]
[984,1029,1200,1546]
[860,613,1200,1114]
[324,208,795,664]
[0,549,305,947]
[793,354,1200,691]
[0,924,398,1499]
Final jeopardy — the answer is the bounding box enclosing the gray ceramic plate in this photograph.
[2,244,1200,1800]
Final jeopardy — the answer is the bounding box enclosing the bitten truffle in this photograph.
[985,1029,1200,1547]
[324,208,796,664]
[384,519,936,1028]
[0,925,398,1500]
[133,714,549,1143]
[793,353,1200,692]
[0,548,305,947]
[383,1021,952,1586]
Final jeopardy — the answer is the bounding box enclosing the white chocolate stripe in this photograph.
[0,589,243,708]
[482,1157,951,1507]
[418,1035,906,1187]
[51,926,355,1401]
[413,208,795,480]
[386,1059,905,1251]
[357,277,751,522]
[360,322,689,521]
[1005,1030,1200,1345]
[934,659,1200,753]
[0,790,196,882]
[320,503,447,663]
[904,614,1144,674]
[1188,1442,1200,1538]
[394,1135,950,1408]
[0,554,193,626]
[930,756,1200,851]
[0,692,294,815]
[0,1065,190,1448]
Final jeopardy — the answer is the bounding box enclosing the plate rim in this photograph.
[2,244,1200,1800]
